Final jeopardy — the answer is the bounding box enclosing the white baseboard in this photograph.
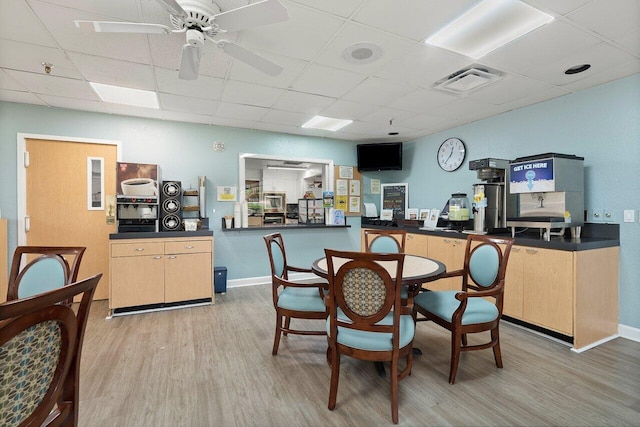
[618,324,640,343]
[227,273,317,289]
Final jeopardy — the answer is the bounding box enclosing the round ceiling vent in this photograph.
[342,42,383,64]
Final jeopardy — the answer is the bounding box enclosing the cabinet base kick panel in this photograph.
[108,298,212,318]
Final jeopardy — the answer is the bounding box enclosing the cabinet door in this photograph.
[165,252,212,303]
[522,248,573,335]
[427,236,466,290]
[406,233,428,256]
[110,255,164,309]
[503,246,524,319]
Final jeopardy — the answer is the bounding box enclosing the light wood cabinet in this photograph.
[405,233,428,257]
[110,236,213,313]
[426,235,466,291]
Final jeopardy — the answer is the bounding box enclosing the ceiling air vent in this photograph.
[434,65,505,95]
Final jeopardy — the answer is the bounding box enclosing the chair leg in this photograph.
[492,326,503,369]
[390,357,399,424]
[272,313,283,355]
[461,333,468,347]
[283,316,291,336]
[328,347,340,410]
[449,330,462,384]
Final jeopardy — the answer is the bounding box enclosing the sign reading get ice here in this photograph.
[509,158,555,193]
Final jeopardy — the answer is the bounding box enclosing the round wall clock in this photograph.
[437,138,466,171]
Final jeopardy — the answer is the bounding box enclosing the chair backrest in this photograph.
[461,235,514,304]
[7,246,86,300]
[0,273,101,427]
[324,249,405,334]
[263,233,288,280]
[364,229,406,254]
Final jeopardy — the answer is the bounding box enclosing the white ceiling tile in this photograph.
[291,64,365,98]
[524,43,638,86]
[0,39,83,79]
[375,44,473,89]
[387,88,457,113]
[313,21,416,74]
[272,90,335,114]
[495,85,572,112]
[159,110,213,125]
[286,0,363,18]
[30,1,153,64]
[216,102,269,121]
[103,103,167,120]
[238,2,344,61]
[567,0,640,40]
[342,77,415,106]
[155,68,225,100]
[481,20,602,75]
[221,80,284,107]
[0,69,27,91]
[614,31,640,56]
[523,0,594,16]
[560,59,640,92]
[37,94,108,113]
[359,106,417,124]
[0,0,57,47]
[395,113,452,130]
[67,52,155,90]
[210,116,265,131]
[319,99,378,120]
[34,0,142,21]
[353,0,477,41]
[0,88,46,105]
[430,98,503,122]
[158,93,218,115]
[228,52,307,89]
[261,109,311,126]
[466,75,558,105]
[4,70,98,99]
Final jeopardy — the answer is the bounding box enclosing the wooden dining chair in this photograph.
[413,234,514,384]
[0,273,101,427]
[363,229,406,253]
[324,249,413,424]
[263,233,328,355]
[6,246,86,301]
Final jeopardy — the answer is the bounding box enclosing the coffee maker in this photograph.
[506,153,584,241]
[468,158,517,233]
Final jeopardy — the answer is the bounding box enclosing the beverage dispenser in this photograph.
[468,158,517,233]
[506,153,584,241]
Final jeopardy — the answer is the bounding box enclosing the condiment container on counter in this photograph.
[448,192,470,222]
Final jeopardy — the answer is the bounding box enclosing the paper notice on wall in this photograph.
[336,179,348,196]
[349,196,361,213]
[339,166,353,179]
[349,180,360,196]
[370,179,381,194]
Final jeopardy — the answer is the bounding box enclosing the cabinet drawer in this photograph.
[111,242,164,257]
[165,240,212,254]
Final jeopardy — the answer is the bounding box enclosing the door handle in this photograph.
[24,216,30,232]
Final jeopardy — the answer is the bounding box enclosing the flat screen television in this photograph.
[356,142,403,171]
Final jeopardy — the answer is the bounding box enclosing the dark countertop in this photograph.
[221,224,350,232]
[362,222,619,251]
[110,230,213,240]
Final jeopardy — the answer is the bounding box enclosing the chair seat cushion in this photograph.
[277,286,326,312]
[327,312,415,351]
[414,291,499,325]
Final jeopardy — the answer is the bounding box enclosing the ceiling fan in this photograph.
[75,0,288,79]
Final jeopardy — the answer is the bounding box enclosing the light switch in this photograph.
[624,210,635,222]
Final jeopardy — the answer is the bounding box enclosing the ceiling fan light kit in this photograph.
[74,0,289,80]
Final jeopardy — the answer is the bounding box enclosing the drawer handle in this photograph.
[526,248,538,254]
[167,255,177,259]
[135,248,144,251]
[512,247,521,252]
[153,256,162,259]
[444,239,451,243]
[184,245,194,249]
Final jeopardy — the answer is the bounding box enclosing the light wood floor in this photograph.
[79,285,640,426]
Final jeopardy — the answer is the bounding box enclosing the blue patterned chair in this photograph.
[364,229,411,304]
[0,273,101,427]
[7,246,86,301]
[324,249,412,424]
[413,234,514,384]
[263,233,328,355]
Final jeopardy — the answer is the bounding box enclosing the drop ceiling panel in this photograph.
[238,2,344,61]
[4,70,98,100]
[0,70,26,91]
[466,75,558,106]
[342,76,415,106]
[359,106,417,124]
[566,0,640,39]
[158,109,213,125]
[0,88,46,105]
[288,0,363,18]
[228,52,307,89]
[353,0,477,41]
[524,0,594,16]
[34,0,142,21]
[37,94,108,113]
[561,59,640,92]
[499,85,572,111]
[395,112,453,130]
[291,63,365,98]
[103,103,167,120]
[387,88,457,113]
[319,99,378,120]
[155,68,225,100]
[0,0,57,47]
[614,31,640,56]
[0,39,82,79]
[272,90,335,114]
[260,108,311,126]
[221,80,284,107]
[68,52,155,90]
[159,92,218,114]
[313,21,416,74]
[216,102,269,121]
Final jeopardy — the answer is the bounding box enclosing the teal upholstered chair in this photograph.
[324,249,412,424]
[413,234,513,384]
[263,233,328,355]
[7,246,86,301]
[364,229,411,303]
[0,273,101,427]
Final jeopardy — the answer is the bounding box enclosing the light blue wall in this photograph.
[1,73,638,329]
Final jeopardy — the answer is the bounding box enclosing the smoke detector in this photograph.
[434,64,505,95]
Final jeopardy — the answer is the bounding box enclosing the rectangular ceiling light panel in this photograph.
[90,82,159,109]
[302,115,352,132]
[425,0,554,59]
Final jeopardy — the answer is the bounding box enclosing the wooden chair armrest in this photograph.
[274,276,328,290]
[286,265,313,273]
[443,269,464,278]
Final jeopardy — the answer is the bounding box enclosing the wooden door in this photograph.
[25,138,117,300]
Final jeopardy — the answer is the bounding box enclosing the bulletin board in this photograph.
[334,165,362,217]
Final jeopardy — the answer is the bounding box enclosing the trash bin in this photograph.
[214,266,227,294]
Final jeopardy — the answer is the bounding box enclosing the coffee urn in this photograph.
[468,158,517,233]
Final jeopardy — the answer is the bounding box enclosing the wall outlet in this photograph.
[603,208,615,223]
[623,210,635,223]
[589,209,603,223]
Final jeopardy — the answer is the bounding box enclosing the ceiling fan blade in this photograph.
[213,0,288,32]
[155,0,188,18]
[179,44,202,80]
[219,41,283,76]
[75,20,171,34]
